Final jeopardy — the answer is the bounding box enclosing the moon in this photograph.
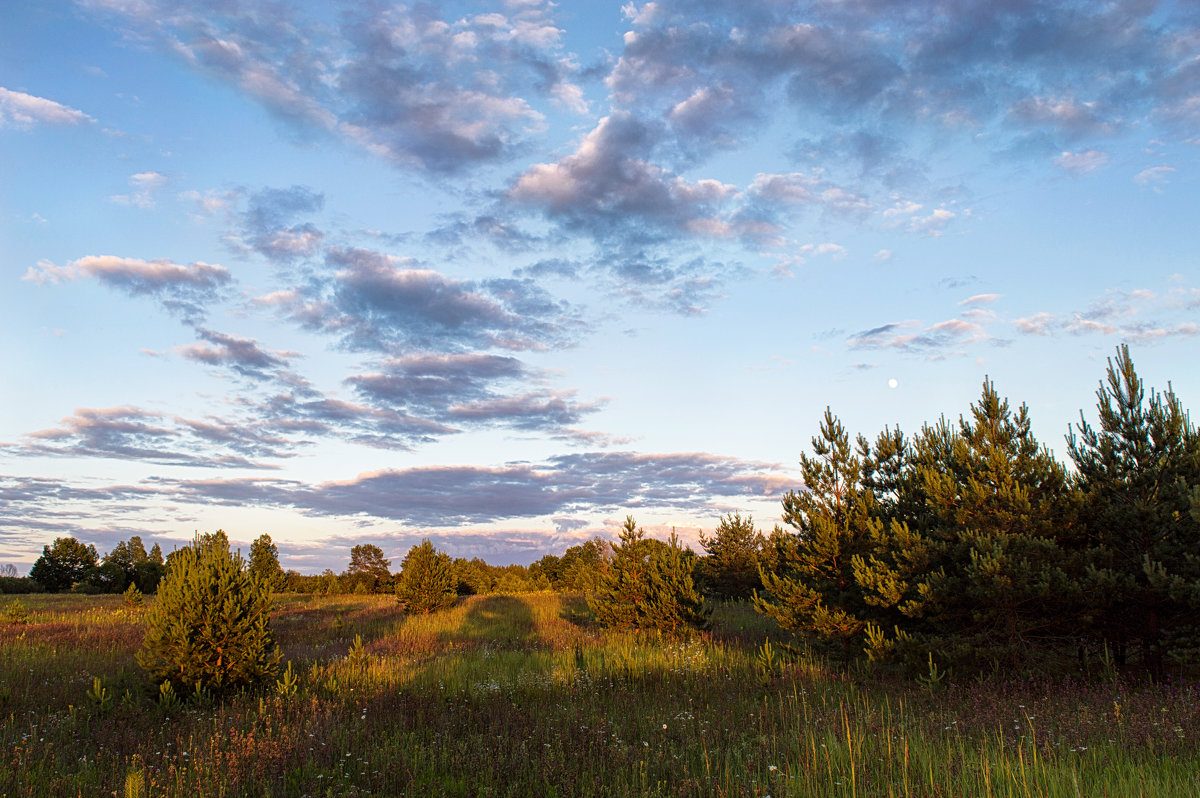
[888,378,899,389]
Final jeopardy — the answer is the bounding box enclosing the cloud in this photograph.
[908,208,957,236]
[1014,312,1056,336]
[83,0,581,174]
[227,185,325,262]
[153,450,799,527]
[1007,97,1116,138]
[848,317,985,355]
[344,352,604,434]
[959,293,1001,307]
[0,87,94,128]
[1133,165,1176,186]
[16,406,289,468]
[257,247,578,353]
[508,112,737,243]
[110,171,168,208]
[23,255,232,322]
[1010,285,1200,341]
[175,327,296,380]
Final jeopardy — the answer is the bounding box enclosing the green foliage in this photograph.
[759,382,1089,674]
[696,513,766,600]
[588,517,711,633]
[86,676,112,712]
[347,543,393,593]
[755,410,884,658]
[395,539,457,613]
[864,381,1084,672]
[1069,344,1200,669]
[275,660,299,698]
[30,537,99,592]
[156,679,179,712]
[122,582,143,609]
[4,598,29,624]
[248,533,286,593]
[137,530,281,697]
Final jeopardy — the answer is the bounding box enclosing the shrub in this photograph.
[136,530,281,697]
[123,582,144,609]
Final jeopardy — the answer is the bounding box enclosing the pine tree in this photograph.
[696,514,765,600]
[248,534,286,593]
[137,530,281,696]
[395,540,457,613]
[754,410,884,658]
[1068,345,1200,670]
[860,381,1083,673]
[589,517,710,632]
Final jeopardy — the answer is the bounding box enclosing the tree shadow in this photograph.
[454,594,535,648]
[557,593,595,629]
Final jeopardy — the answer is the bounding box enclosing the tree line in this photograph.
[7,346,1197,679]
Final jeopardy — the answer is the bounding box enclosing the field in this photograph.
[1,593,1198,797]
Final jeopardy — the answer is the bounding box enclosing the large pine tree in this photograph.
[754,410,884,658]
[858,382,1084,672]
[1068,345,1200,670]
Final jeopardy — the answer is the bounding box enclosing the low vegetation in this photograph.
[2,593,1197,796]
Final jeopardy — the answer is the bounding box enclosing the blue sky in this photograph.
[2,0,1198,572]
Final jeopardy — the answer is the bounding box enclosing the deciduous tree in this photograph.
[30,537,99,592]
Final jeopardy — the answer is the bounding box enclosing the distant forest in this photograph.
[7,346,1198,677]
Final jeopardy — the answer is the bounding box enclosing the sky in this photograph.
[2,0,1199,573]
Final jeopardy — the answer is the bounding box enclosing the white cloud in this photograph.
[1133,165,1175,186]
[0,87,93,128]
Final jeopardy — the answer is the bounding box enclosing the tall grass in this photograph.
[1,593,1196,796]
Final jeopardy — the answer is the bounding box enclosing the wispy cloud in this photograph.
[0,87,94,128]
[82,0,582,174]
[23,255,232,323]
[110,171,168,208]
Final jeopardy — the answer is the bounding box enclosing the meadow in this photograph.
[1,592,1197,797]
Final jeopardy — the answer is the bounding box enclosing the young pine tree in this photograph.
[248,534,286,593]
[696,514,766,600]
[589,517,710,633]
[395,540,457,613]
[137,530,281,696]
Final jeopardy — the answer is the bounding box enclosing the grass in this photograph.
[1,592,1197,796]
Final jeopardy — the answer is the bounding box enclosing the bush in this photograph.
[137,531,281,697]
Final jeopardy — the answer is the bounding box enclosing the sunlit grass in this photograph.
[2,592,1197,796]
